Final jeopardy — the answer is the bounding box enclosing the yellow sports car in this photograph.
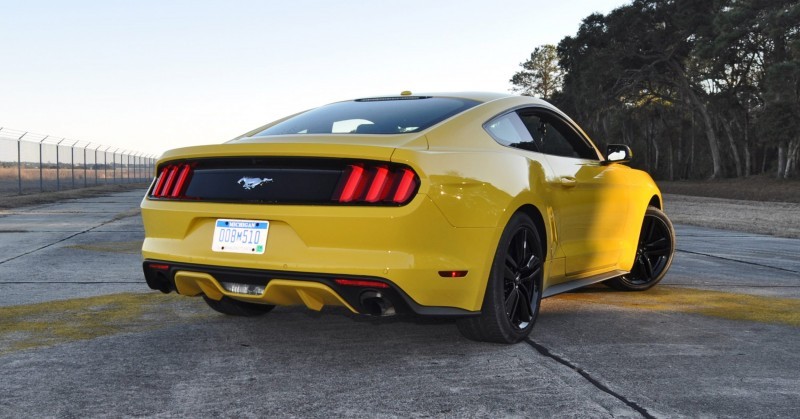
[141,92,675,343]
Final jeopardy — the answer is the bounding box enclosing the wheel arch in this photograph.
[649,195,662,209]
[515,204,548,261]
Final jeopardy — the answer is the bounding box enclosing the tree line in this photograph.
[511,0,799,180]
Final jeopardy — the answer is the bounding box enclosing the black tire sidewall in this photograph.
[486,213,543,342]
[613,206,675,290]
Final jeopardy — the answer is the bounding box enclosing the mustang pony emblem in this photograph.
[237,177,273,190]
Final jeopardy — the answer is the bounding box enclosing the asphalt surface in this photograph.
[1,190,798,418]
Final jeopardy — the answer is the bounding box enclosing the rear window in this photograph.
[254,97,480,136]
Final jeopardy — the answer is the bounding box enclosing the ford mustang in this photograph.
[141,92,675,343]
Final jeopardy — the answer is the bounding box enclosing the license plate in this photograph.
[212,219,269,254]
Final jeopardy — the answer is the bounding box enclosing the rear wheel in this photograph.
[203,295,275,316]
[457,213,543,344]
[605,206,675,291]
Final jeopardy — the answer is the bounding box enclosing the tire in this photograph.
[605,206,675,291]
[202,295,275,317]
[457,213,544,343]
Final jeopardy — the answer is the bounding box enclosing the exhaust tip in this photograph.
[145,271,173,294]
[359,291,396,316]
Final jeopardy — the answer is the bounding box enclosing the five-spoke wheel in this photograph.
[458,213,543,343]
[606,206,675,291]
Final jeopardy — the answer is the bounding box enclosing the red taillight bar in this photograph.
[339,165,365,203]
[170,164,192,197]
[365,166,390,202]
[152,168,170,196]
[334,163,419,205]
[151,163,193,198]
[393,169,417,203]
[160,166,179,196]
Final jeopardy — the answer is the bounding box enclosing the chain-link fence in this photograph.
[0,127,158,197]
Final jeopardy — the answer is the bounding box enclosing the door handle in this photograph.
[559,176,577,188]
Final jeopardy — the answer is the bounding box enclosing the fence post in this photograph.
[38,136,48,192]
[112,148,118,184]
[17,132,27,195]
[70,140,78,189]
[123,151,129,183]
[95,145,102,185]
[103,146,109,184]
[56,138,66,191]
[83,144,88,188]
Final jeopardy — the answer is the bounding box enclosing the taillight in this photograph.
[150,163,193,198]
[333,164,419,205]
[338,165,366,203]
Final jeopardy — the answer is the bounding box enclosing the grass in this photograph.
[0,183,150,209]
[0,166,139,181]
[658,175,800,203]
[0,293,210,355]
[558,285,800,327]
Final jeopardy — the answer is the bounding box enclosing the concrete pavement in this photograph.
[0,190,798,417]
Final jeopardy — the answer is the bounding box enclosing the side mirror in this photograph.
[605,144,632,164]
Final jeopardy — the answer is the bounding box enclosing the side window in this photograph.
[484,112,538,152]
[518,110,599,160]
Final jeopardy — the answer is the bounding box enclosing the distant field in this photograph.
[0,183,150,209]
[0,166,146,196]
[658,176,800,203]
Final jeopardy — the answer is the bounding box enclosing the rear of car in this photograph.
[141,95,504,316]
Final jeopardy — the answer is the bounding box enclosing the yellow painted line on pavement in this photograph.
[555,286,800,327]
[0,293,211,356]
[4,287,796,356]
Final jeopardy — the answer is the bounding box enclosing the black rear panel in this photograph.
[148,157,419,206]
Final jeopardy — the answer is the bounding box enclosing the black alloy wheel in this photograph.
[457,213,543,343]
[503,225,543,330]
[606,206,675,291]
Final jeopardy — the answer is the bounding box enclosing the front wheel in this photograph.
[605,206,675,291]
[457,213,544,343]
[203,295,275,316]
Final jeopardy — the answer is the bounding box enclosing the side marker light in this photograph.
[438,271,468,278]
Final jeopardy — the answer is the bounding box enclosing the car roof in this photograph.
[352,91,523,103]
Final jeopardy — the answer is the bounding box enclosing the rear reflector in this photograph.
[335,279,390,289]
[438,271,468,278]
[148,263,170,271]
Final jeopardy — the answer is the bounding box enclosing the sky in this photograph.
[0,0,630,157]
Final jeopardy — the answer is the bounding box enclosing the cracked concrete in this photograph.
[0,189,798,417]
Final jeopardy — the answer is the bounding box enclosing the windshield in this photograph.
[254,97,480,136]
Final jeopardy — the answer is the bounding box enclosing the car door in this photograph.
[515,108,630,277]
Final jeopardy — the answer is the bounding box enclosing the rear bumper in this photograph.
[141,195,501,312]
[143,260,478,316]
